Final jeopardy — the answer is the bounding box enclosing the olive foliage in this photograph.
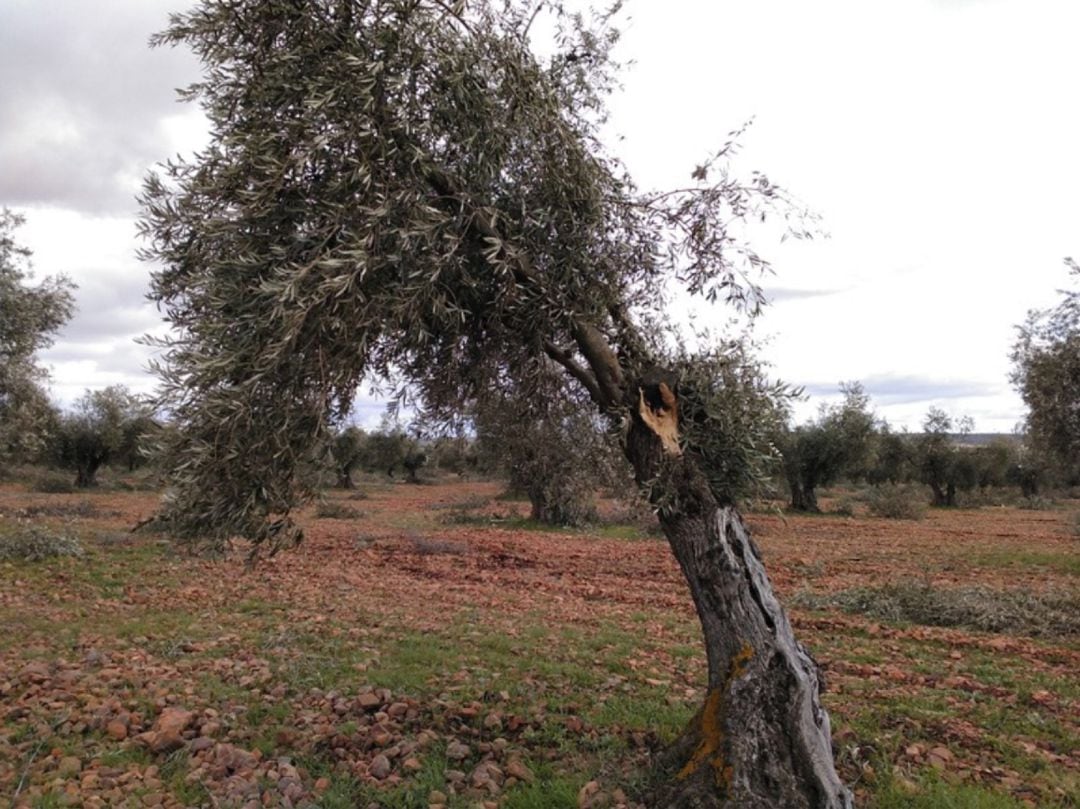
[1011,258,1080,485]
[0,209,75,467]
[139,0,807,553]
[780,382,875,512]
[472,381,628,526]
[53,385,153,488]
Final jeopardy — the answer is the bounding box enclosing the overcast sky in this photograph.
[3,0,1077,431]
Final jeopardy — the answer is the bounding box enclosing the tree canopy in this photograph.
[0,209,75,466]
[139,0,806,553]
[1011,258,1080,485]
[780,382,875,512]
[53,385,153,487]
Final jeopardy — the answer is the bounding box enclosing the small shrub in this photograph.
[109,476,160,492]
[867,485,926,520]
[441,506,515,526]
[1018,495,1054,510]
[10,500,109,520]
[315,502,365,520]
[0,522,84,562]
[831,497,857,517]
[1070,512,1080,538]
[91,530,137,547]
[404,535,469,555]
[31,472,75,494]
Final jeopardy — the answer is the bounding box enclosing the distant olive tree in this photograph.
[915,407,975,507]
[780,382,876,512]
[971,439,1013,491]
[0,209,74,469]
[867,425,914,486]
[428,435,476,476]
[473,378,626,526]
[330,425,366,488]
[1011,258,1080,485]
[53,386,151,487]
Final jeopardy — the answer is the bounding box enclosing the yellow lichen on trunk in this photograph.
[676,642,755,787]
[676,687,727,784]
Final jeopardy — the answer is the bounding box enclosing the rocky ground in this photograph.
[1,478,1077,807]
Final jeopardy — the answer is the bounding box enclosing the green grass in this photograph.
[502,772,584,809]
[967,548,1080,576]
[870,773,1066,808]
[589,691,693,738]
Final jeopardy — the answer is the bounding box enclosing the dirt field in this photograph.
[1,478,1077,808]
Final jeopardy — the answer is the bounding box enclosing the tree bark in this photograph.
[75,458,102,488]
[929,481,947,507]
[788,480,820,513]
[626,381,853,809]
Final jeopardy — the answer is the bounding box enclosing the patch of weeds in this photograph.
[89,530,138,548]
[4,500,111,520]
[315,501,366,519]
[368,632,469,693]
[159,749,211,805]
[30,472,75,493]
[794,581,1080,637]
[430,494,491,511]
[1018,495,1055,510]
[7,721,36,744]
[0,521,84,561]
[245,700,290,729]
[302,746,472,809]
[441,506,514,526]
[99,746,153,768]
[590,691,693,740]
[590,523,656,541]
[272,638,374,692]
[502,772,583,809]
[236,598,282,617]
[494,488,531,502]
[793,559,826,580]
[196,673,249,705]
[968,548,1080,577]
[108,475,161,492]
[311,774,368,809]
[403,535,469,555]
[867,485,927,520]
[346,490,370,501]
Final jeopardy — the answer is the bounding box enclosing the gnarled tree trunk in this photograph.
[626,380,853,809]
[788,479,820,513]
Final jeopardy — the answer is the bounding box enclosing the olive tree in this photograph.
[139,2,850,805]
[867,425,913,486]
[472,379,626,525]
[330,425,366,488]
[915,407,975,507]
[0,209,74,468]
[780,382,876,512]
[1011,258,1080,485]
[53,385,151,487]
